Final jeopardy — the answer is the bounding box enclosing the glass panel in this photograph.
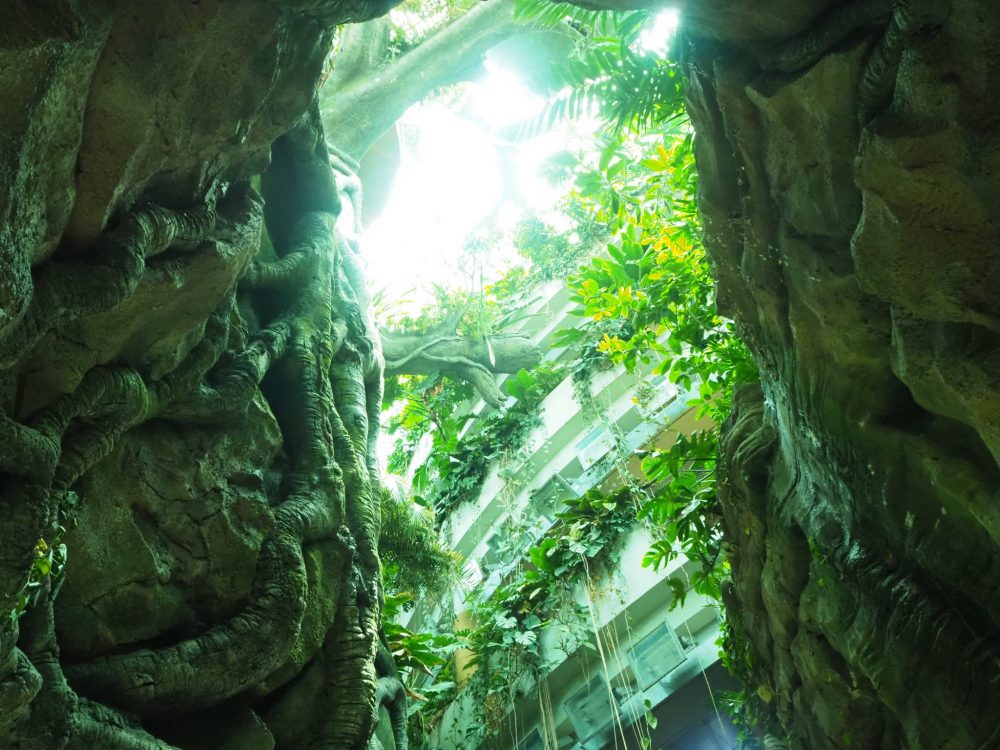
[630,623,686,689]
[565,676,613,740]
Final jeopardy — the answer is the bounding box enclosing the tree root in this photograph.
[63,484,325,715]
[0,200,217,369]
[7,593,180,750]
[858,0,948,121]
[0,105,399,750]
[0,648,43,731]
[381,325,540,407]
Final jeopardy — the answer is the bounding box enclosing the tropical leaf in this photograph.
[498,8,684,142]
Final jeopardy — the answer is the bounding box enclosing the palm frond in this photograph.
[512,0,640,34]
[497,32,685,141]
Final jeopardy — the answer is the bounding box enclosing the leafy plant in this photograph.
[506,1,685,138]
[387,4,763,742]
[6,490,76,629]
[423,484,637,741]
[379,486,460,600]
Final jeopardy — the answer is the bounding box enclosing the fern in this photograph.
[498,8,684,141]
[379,486,459,599]
[512,0,639,33]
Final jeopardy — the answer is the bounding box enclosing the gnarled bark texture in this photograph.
[683,0,1000,747]
[0,2,399,748]
[0,3,541,747]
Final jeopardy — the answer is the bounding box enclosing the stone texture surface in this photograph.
[0,1,390,747]
[56,393,281,659]
[689,1,1000,747]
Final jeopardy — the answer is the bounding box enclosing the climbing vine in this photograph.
[405,484,639,748]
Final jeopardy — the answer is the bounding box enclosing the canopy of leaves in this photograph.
[504,0,686,138]
[379,4,761,744]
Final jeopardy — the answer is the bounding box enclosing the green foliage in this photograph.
[423,362,564,521]
[505,3,685,139]
[545,71,757,611]
[382,213,593,494]
[562,132,756,418]
[540,34,761,738]
[718,615,770,750]
[6,490,75,629]
[379,486,460,600]
[638,431,724,607]
[487,211,600,303]
[385,373,475,485]
[385,0,478,57]
[383,5,763,743]
[412,484,638,743]
[512,0,635,33]
[383,592,462,677]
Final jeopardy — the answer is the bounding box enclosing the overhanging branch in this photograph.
[381,326,541,407]
[321,0,521,159]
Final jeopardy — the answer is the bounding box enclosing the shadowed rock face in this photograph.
[686,0,1000,747]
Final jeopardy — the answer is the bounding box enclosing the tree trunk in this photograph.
[321,0,522,160]
[382,329,541,407]
[3,0,996,749]
[0,2,394,748]
[0,2,545,747]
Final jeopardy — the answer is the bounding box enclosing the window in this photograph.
[516,728,544,750]
[629,623,686,689]
[576,425,613,469]
[479,532,506,574]
[529,474,577,520]
[461,559,483,588]
[565,675,614,740]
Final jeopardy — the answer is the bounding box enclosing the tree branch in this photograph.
[381,327,541,407]
[321,0,521,159]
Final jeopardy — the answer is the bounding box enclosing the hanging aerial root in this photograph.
[302,534,380,750]
[0,411,60,482]
[327,350,381,574]
[159,317,295,423]
[70,704,180,750]
[367,636,407,750]
[364,349,384,486]
[65,294,346,714]
[242,249,319,290]
[154,300,234,398]
[31,368,150,442]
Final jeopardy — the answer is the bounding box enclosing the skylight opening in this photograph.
[638,8,681,57]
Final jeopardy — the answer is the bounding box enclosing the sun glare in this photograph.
[365,102,503,311]
[470,60,545,128]
[639,8,681,56]
[364,62,583,313]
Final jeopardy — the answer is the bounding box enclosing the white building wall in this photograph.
[408,279,733,750]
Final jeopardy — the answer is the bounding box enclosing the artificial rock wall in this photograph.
[686,1,1000,747]
[0,2,392,749]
